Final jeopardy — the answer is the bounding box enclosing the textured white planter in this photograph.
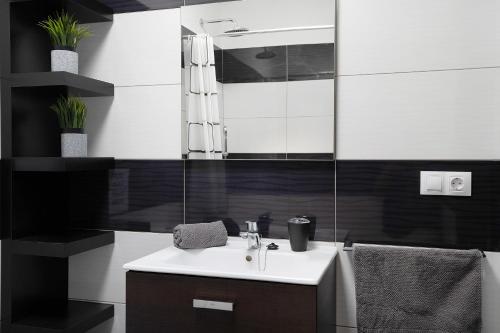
[51,49,78,74]
[61,131,87,157]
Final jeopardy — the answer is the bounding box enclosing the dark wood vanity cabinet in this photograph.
[126,264,335,333]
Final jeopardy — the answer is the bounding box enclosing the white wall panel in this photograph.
[80,9,181,86]
[335,242,500,333]
[336,244,357,328]
[287,116,334,153]
[482,251,500,333]
[69,231,173,304]
[223,82,286,119]
[337,0,500,76]
[336,68,500,159]
[84,85,182,159]
[287,80,335,117]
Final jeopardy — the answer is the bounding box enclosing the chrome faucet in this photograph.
[240,221,261,250]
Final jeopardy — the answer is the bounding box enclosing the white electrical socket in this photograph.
[420,171,471,196]
[447,172,471,196]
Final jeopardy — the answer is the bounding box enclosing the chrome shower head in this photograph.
[200,18,248,36]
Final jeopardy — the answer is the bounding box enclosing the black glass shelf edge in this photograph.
[7,301,114,333]
[9,0,113,23]
[7,72,114,97]
[12,230,115,258]
[11,157,115,172]
[66,0,114,23]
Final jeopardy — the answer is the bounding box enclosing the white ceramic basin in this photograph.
[123,237,337,285]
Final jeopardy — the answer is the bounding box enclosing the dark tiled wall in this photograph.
[71,160,184,233]
[336,160,500,251]
[185,160,335,241]
[222,44,335,83]
[71,160,335,241]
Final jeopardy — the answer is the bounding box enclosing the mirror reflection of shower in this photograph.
[200,18,249,37]
[181,0,336,160]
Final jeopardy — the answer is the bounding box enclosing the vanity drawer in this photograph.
[126,271,317,333]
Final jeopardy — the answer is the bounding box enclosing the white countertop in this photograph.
[124,237,337,285]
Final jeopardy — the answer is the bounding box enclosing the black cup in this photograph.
[288,218,310,252]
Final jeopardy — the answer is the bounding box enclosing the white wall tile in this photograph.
[337,0,500,75]
[336,243,357,328]
[86,303,126,333]
[287,80,335,118]
[84,85,182,159]
[335,244,500,333]
[79,9,181,86]
[223,82,287,119]
[224,117,286,153]
[69,231,173,304]
[287,116,334,153]
[336,68,500,159]
[482,251,500,333]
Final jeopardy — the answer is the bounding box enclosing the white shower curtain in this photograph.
[184,35,223,160]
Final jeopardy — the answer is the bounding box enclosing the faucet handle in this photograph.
[245,221,258,233]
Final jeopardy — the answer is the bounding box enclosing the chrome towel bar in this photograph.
[343,240,486,258]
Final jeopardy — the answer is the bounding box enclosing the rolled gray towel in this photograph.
[173,221,228,249]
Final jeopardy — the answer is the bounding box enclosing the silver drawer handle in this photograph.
[193,299,234,312]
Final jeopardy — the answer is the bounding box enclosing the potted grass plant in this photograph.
[51,96,88,157]
[38,11,91,74]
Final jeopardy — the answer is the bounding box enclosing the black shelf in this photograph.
[8,72,114,97]
[11,157,115,172]
[12,230,115,258]
[9,0,114,24]
[9,300,114,333]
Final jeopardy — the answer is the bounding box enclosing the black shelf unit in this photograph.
[1,0,116,331]
[12,230,115,257]
[9,300,114,333]
[8,72,115,97]
[11,157,115,172]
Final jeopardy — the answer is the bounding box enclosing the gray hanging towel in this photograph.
[353,244,482,333]
[173,221,228,249]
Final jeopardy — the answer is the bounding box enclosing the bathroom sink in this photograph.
[123,237,337,285]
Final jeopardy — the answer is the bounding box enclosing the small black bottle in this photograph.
[288,217,310,252]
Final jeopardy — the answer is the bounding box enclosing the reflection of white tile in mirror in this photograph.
[181,0,335,48]
[224,118,286,153]
[287,80,335,118]
[223,82,287,119]
[287,116,334,154]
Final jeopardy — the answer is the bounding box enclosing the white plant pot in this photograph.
[51,49,78,74]
[61,131,87,157]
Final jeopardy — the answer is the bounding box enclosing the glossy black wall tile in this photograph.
[71,160,184,233]
[336,161,500,251]
[222,46,287,83]
[185,160,335,241]
[287,43,335,81]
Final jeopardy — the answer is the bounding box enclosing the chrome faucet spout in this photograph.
[240,221,261,249]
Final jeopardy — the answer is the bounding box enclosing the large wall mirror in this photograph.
[181,0,336,160]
